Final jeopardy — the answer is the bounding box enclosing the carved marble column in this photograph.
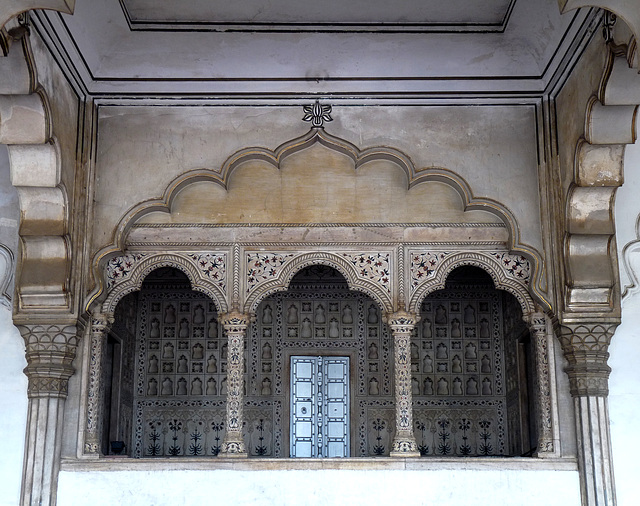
[528,313,557,457]
[83,312,114,455]
[17,322,80,506]
[387,311,420,457]
[219,311,250,457]
[560,322,617,506]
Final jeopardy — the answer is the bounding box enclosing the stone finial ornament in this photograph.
[302,100,333,128]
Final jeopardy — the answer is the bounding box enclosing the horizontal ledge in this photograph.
[61,457,578,473]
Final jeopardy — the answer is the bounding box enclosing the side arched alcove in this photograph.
[95,266,227,457]
[410,262,558,458]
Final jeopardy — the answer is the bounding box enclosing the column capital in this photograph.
[90,312,114,333]
[17,323,79,398]
[559,322,617,397]
[386,310,419,331]
[219,311,252,330]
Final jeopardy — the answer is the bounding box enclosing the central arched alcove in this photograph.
[412,266,535,457]
[252,265,393,457]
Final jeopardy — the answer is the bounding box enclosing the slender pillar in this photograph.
[219,311,250,457]
[528,313,557,456]
[17,322,80,506]
[387,311,420,457]
[83,312,114,455]
[560,322,617,506]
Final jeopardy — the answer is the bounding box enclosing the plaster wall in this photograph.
[93,104,542,252]
[56,467,581,506]
[0,306,28,506]
[0,146,26,506]
[611,139,640,506]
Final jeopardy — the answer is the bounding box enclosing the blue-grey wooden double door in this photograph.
[290,356,350,457]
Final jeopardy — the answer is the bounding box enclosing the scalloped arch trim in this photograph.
[244,251,393,314]
[409,251,536,316]
[102,253,227,314]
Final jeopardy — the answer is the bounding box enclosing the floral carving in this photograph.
[410,252,451,291]
[342,253,391,293]
[188,253,227,292]
[106,253,147,289]
[491,252,530,285]
[246,253,295,292]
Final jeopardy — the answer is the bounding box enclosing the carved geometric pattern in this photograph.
[188,253,227,293]
[246,252,295,292]
[559,323,618,397]
[18,324,80,398]
[106,253,148,289]
[341,252,391,294]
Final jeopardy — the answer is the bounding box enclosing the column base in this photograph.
[390,435,420,458]
[219,437,248,458]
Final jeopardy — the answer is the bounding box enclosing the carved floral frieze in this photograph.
[106,253,147,289]
[410,252,452,290]
[341,253,391,294]
[246,253,295,292]
[188,253,227,293]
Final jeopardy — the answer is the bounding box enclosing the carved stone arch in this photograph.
[244,252,394,315]
[409,251,536,317]
[101,253,228,314]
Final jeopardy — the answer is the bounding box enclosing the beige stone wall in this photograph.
[93,104,542,253]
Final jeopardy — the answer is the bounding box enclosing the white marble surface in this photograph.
[57,468,581,506]
[0,307,28,506]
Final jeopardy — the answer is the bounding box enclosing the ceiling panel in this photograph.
[122,0,515,31]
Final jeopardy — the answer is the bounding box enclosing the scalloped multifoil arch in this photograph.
[409,251,536,317]
[244,251,393,315]
[87,126,535,310]
[101,253,227,314]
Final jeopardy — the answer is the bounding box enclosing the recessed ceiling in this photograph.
[121,0,515,32]
[30,0,597,98]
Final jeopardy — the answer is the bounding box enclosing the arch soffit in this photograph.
[409,251,536,317]
[244,251,394,315]
[101,253,228,314]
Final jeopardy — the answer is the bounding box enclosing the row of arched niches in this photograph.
[106,265,535,458]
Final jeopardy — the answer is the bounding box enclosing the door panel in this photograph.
[290,356,349,457]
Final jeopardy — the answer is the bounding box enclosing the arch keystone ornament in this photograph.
[219,310,252,457]
[387,311,420,457]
